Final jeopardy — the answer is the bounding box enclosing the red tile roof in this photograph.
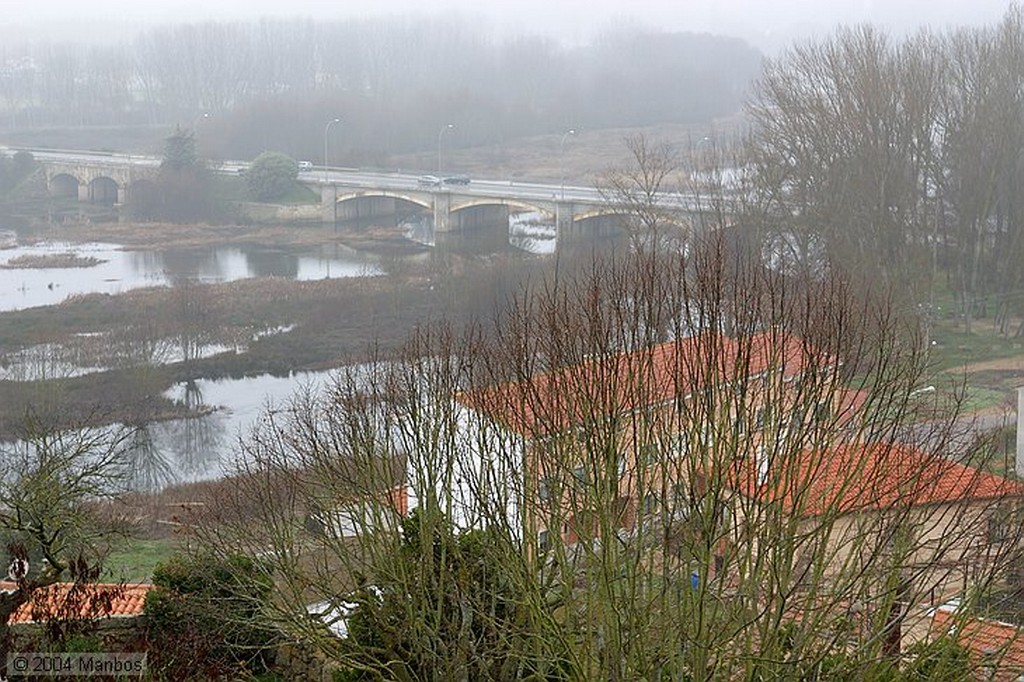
[931,604,1024,680]
[732,442,1024,516]
[458,330,817,438]
[0,582,152,624]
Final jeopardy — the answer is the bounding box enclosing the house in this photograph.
[727,441,1024,650]
[307,327,1024,664]
[0,581,152,624]
[451,329,862,548]
[311,329,865,548]
[444,327,1024,657]
[930,601,1024,680]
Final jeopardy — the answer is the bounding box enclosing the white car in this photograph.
[298,161,314,172]
[417,175,441,187]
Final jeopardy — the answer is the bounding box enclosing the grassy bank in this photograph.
[103,538,179,583]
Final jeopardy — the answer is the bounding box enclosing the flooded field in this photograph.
[0,215,607,489]
[0,240,385,312]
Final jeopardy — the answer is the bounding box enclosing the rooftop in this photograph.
[459,330,818,438]
[931,603,1024,680]
[0,582,152,624]
[732,442,1024,516]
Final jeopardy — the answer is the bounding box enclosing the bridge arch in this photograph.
[450,199,553,232]
[88,176,119,205]
[335,191,431,210]
[127,178,157,202]
[335,191,431,222]
[50,173,80,200]
[450,198,547,215]
[572,208,691,234]
[572,207,630,224]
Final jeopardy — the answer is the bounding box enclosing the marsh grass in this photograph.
[1,253,104,269]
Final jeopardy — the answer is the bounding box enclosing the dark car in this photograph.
[443,174,471,185]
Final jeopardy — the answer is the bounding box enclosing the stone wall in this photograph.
[8,615,148,653]
[275,639,340,682]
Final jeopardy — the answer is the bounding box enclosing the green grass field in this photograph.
[102,538,180,583]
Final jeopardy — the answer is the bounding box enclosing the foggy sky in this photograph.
[2,0,1017,51]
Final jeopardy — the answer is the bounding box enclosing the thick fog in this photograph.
[2,0,1017,51]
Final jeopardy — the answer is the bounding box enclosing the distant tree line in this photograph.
[0,18,762,163]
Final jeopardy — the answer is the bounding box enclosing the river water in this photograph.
[0,215,567,490]
[0,241,384,312]
[129,371,335,490]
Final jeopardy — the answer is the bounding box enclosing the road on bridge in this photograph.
[19,147,709,212]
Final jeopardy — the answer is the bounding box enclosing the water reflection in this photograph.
[0,332,267,382]
[120,370,334,490]
[0,371,337,492]
[123,423,181,493]
[0,241,384,312]
[509,211,557,255]
[402,215,435,247]
[0,342,107,381]
[401,211,558,255]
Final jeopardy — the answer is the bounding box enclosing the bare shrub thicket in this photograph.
[189,216,1023,679]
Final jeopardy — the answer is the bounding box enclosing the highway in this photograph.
[310,167,610,205]
[18,147,708,211]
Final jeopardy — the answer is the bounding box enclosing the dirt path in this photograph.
[960,355,1024,374]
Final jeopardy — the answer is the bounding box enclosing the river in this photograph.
[0,215,573,490]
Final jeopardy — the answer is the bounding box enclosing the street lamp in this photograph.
[191,113,210,158]
[324,117,341,185]
[437,123,454,175]
[559,129,576,200]
[690,135,712,185]
[193,112,209,135]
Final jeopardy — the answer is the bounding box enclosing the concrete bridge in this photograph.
[28,150,710,240]
[320,181,626,237]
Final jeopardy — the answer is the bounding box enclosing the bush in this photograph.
[245,152,299,201]
[11,150,35,177]
[902,638,975,681]
[338,508,569,681]
[145,552,278,680]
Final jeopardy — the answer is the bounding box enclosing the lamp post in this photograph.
[437,123,454,175]
[191,112,209,160]
[192,112,209,135]
[559,129,576,200]
[324,117,341,185]
[689,135,712,185]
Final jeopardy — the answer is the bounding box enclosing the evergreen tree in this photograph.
[161,127,199,171]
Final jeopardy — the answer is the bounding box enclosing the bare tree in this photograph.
[747,8,1024,337]
[0,405,134,666]
[185,203,1023,680]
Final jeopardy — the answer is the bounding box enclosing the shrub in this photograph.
[145,552,278,680]
[245,152,298,201]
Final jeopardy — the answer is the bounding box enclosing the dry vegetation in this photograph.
[0,252,103,269]
[43,220,342,250]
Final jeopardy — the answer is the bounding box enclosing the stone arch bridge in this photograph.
[42,157,158,206]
